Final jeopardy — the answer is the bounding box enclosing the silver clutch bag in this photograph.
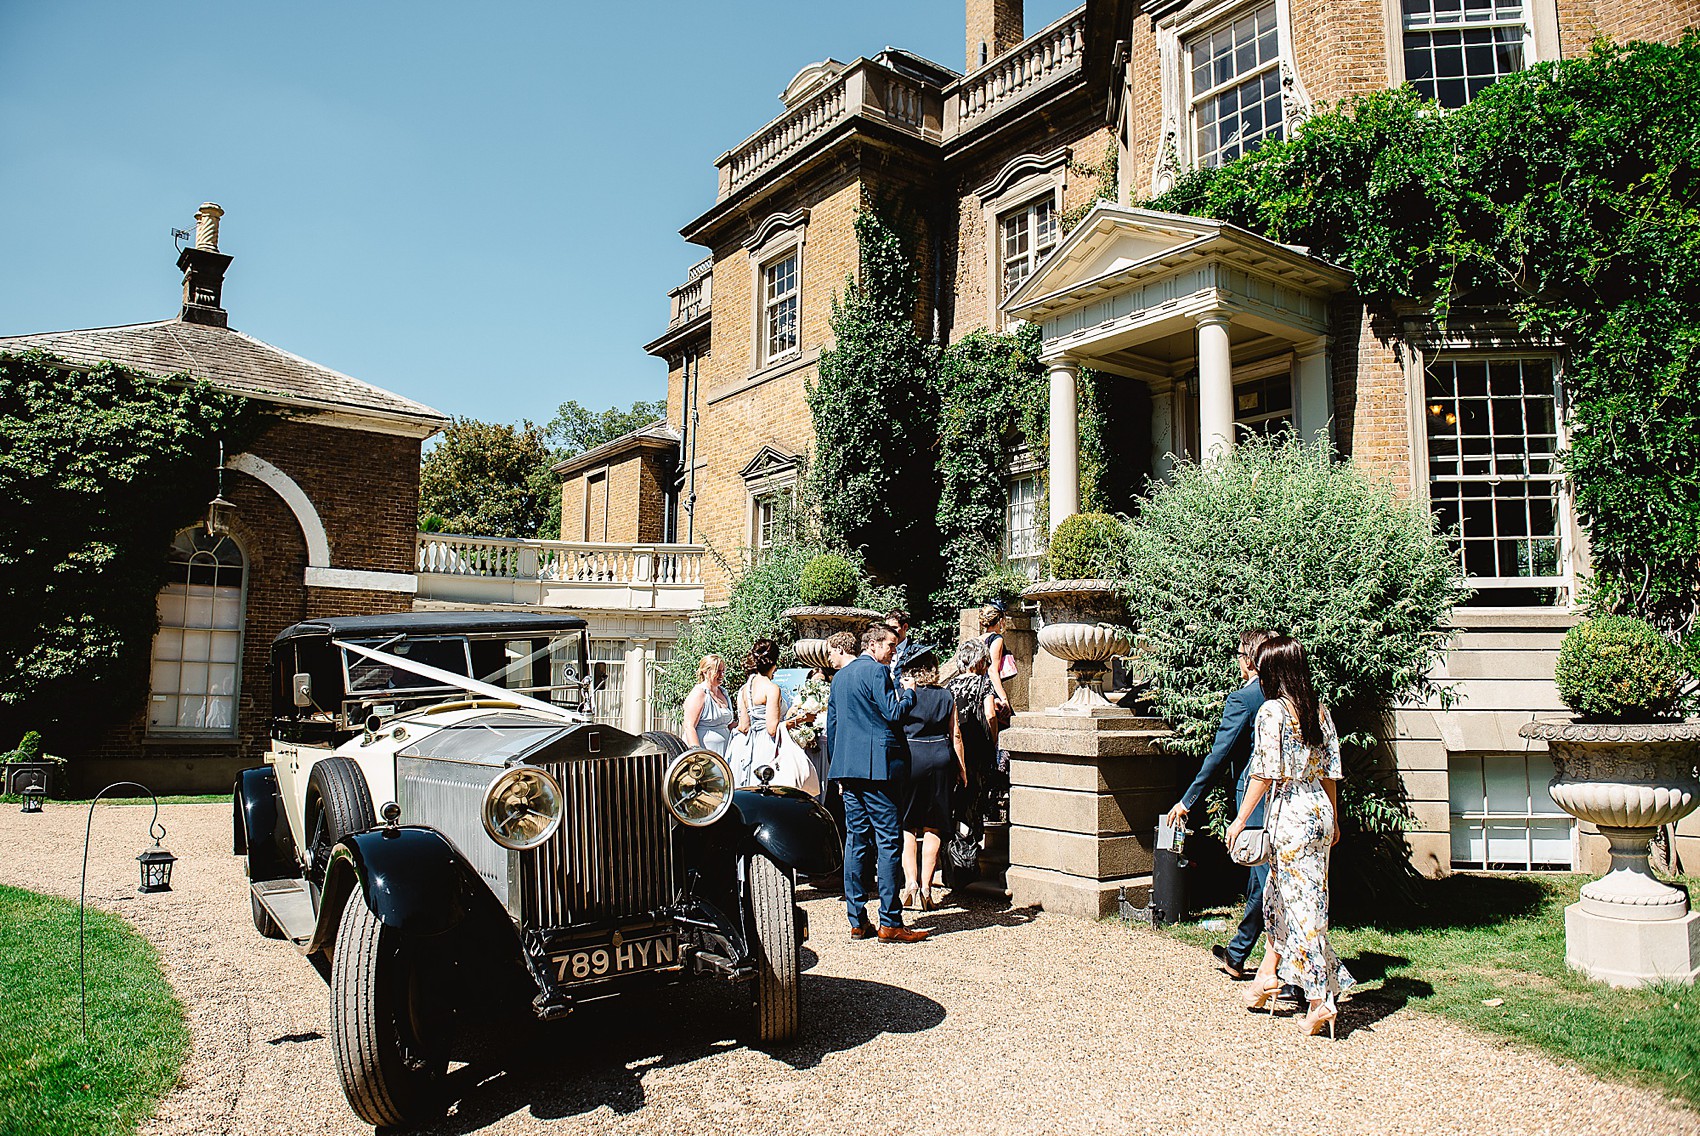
[1228,826,1270,867]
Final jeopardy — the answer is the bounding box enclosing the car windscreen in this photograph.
[344,636,472,694]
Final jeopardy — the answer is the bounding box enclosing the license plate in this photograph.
[551,927,679,984]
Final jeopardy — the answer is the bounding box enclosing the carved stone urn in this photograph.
[1022,580,1133,715]
[782,606,882,671]
[1519,718,1700,986]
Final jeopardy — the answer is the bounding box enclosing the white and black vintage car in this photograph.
[232,612,841,1127]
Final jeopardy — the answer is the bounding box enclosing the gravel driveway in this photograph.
[7,802,1695,1136]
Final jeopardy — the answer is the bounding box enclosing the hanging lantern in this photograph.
[204,438,235,537]
[20,785,45,814]
[137,841,177,892]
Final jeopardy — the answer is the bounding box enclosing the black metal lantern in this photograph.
[20,785,45,813]
[204,439,236,537]
[137,841,177,892]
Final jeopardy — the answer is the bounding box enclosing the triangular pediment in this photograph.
[739,445,802,483]
[1004,203,1218,313]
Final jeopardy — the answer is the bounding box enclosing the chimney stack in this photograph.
[177,202,232,327]
[966,0,1023,71]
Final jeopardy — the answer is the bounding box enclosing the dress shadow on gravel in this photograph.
[413,974,946,1134]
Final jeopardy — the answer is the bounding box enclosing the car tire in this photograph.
[305,757,376,883]
[746,852,800,1044]
[641,730,689,759]
[330,880,451,1128]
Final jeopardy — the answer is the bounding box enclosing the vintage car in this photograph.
[232,612,841,1127]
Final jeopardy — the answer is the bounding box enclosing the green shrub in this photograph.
[1042,512,1124,580]
[973,560,1031,607]
[16,731,40,760]
[1119,436,1466,897]
[797,553,859,607]
[1554,616,1687,721]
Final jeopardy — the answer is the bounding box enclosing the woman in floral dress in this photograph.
[1226,635,1354,1037]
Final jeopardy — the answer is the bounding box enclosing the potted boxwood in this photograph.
[783,553,881,671]
[3,730,66,797]
[1023,513,1133,713]
[1519,615,1699,982]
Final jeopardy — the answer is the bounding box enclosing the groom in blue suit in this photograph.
[1166,628,1273,976]
[825,623,926,942]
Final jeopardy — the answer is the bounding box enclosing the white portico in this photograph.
[1003,203,1353,528]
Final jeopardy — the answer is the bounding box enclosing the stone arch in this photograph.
[226,451,331,568]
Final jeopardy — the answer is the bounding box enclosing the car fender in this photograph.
[731,789,843,877]
[233,767,297,881]
[306,826,510,954]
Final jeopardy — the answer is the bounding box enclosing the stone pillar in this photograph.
[1196,311,1234,461]
[1294,335,1333,445]
[1048,359,1079,530]
[1002,711,1183,918]
[625,638,649,734]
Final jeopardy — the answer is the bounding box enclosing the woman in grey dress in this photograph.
[681,654,734,756]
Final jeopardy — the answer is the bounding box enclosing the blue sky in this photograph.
[0,1,1077,426]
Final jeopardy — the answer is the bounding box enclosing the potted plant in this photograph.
[3,731,66,796]
[1023,513,1133,714]
[783,553,881,670]
[1519,615,1700,985]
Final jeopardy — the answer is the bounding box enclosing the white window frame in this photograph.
[588,638,628,728]
[1231,355,1295,441]
[750,486,797,560]
[1383,0,1559,98]
[745,210,808,374]
[977,148,1070,328]
[1004,472,1044,580]
[1152,0,1309,192]
[1448,752,1575,871]
[147,528,246,737]
[1185,1,1285,168]
[762,251,800,364]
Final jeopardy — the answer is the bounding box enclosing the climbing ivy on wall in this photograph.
[0,351,268,748]
[806,207,940,595]
[1150,35,1700,640]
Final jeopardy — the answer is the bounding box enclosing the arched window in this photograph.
[147,529,246,735]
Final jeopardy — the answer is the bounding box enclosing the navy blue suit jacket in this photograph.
[1179,677,1266,825]
[825,654,913,783]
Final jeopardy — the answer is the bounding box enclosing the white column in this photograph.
[1294,336,1333,446]
[1048,359,1080,531]
[1196,311,1235,462]
[624,638,649,734]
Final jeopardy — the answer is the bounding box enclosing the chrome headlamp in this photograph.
[481,766,564,850]
[663,748,734,827]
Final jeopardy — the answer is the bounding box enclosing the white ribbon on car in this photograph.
[333,639,585,723]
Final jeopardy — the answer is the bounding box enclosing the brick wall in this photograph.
[69,415,422,794]
[559,449,674,544]
[1556,0,1700,55]
[1330,294,1414,497]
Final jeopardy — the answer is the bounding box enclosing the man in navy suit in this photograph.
[825,623,926,942]
[1165,628,1273,977]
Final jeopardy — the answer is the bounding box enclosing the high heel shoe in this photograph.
[920,888,935,911]
[1243,977,1281,1012]
[900,887,919,910]
[1301,1004,1338,1038]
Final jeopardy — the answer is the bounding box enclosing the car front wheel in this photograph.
[329,881,452,1128]
[746,852,800,1044]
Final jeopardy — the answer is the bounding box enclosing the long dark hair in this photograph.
[1255,635,1324,747]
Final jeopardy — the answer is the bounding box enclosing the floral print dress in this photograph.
[1251,699,1355,1004]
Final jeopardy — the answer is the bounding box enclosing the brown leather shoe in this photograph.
[877,924,929,943]
[849,923,876,940]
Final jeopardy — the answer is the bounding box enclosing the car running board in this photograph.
[252,878,317,945]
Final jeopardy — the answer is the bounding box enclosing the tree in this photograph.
[0,351,265,747]
[544,398,666,458]
[418,417,554,538]
[806,206,940,593]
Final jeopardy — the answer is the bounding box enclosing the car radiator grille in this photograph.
[522,750,676,927]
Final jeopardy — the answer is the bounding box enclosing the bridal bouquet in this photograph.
[788,677,831,748]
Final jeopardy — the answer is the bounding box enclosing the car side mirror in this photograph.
[292,673,313,708]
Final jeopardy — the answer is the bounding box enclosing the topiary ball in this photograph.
[1554,615,1686,722]
[797,553,861,607]
[1042,512,1125,581]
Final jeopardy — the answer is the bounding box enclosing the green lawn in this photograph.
[0,885,189,1136]
[1154,873,1700,1107]
[0,794,226,806]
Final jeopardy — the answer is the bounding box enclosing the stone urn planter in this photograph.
[1021,580,1133,715]
[1518,718,1700,986]
[782,606,882,671]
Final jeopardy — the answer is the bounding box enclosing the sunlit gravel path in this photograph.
[7,802,1695,1135]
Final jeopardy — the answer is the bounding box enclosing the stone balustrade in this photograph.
[944,8,1086,135]
[415,534,705,610]
[667,257,713,327]
[718,59,945,199]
